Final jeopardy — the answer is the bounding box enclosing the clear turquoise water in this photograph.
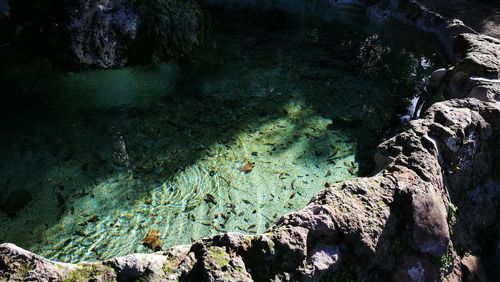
[0,4,444,262]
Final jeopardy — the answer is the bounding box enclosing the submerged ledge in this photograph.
[1,0,500,281]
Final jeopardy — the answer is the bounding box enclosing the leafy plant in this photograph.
[438,249,454,276]
[447,203,458,234]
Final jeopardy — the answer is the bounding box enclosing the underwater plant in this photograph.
[133,0,207,63]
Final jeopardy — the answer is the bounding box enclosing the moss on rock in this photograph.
[207,246,230,268]
[133,0,206,63]
[62,264,115,282]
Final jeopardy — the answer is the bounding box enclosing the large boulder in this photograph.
[448,33,500,99]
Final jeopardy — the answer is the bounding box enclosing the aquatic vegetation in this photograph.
[134,0,205,62]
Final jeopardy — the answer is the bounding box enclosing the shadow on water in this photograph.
[0,4,445,262]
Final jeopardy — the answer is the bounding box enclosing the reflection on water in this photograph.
[0,3,444,262]
[56,64,180,109]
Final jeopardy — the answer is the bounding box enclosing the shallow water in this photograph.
[0,4,444,262]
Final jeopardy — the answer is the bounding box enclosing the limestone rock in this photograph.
[8,0,203,69]
[461,254,488,282]
[199,245,252,282]
[66,0,139,68]
[409,189,450,257]
[277,205,337,239]
[449,34,500,98]
[392,255,440,282]
[0,243,75,281]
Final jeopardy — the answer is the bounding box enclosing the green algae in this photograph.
[16,263,33,279]
[207,246,230,267]
[62,264,115,282]
[163,260,177,274]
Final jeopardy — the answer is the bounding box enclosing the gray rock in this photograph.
[468,80,500,102]
[409,189,450,257]
[66,0,138,68]
[449,34,500,98]
[277,205,337,237]
[200,245,252,282]
[392,255,440,282]
[461,254,488,282]
[0,243,75,281]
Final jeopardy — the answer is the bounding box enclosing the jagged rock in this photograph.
[301,244,342,282]
[211,233,251,251]
[449,33,500,98]
[277,205,337,238]
[199,245,252,282]
[461,254,488,282]
[66,0,139,68]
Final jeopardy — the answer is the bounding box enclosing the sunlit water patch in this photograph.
[0,3,444,262]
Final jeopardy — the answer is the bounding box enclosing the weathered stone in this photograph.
[449,34,500,98]
[392,255,440,282]
[310,175,396,268]
[8,0,203,69]
[468,80,500,102]
[277,205,337,237]
[301,244,342,282]
[200,245,252,282]
[66,0,138,68]
[211,232,252,254]
[461,254,488,282]
[409,189,450,257]
[110,252,171,281]
[0,243,76,281]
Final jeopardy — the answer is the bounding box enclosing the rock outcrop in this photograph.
[7,0,204,68]
[1,1,500,282]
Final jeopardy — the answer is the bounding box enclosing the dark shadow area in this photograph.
[416,0,500,39]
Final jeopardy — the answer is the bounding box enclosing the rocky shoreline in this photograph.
[1,1,500,281]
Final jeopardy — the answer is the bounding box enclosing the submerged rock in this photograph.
[1,189,32,215]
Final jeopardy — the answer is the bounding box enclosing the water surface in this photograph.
[0,4,444,262]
